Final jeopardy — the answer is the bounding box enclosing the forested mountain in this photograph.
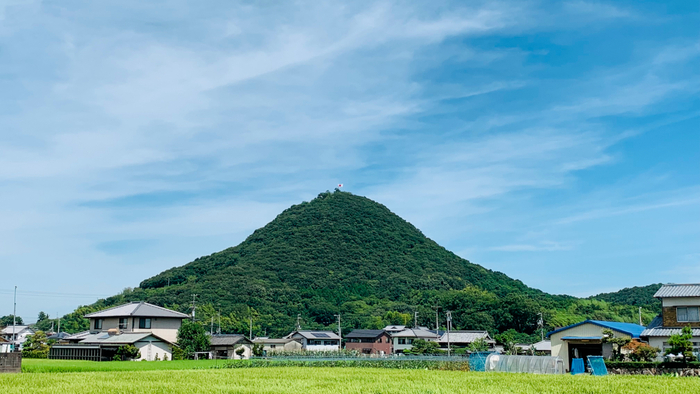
[589,284,663,309]
[55,190,660,339]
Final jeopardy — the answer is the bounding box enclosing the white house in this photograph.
[641,283,700,359]
[253,337,303,354]
[385,326,439,354]
[0,325,35,351]
[285,330,340,351]
[210,334,253,359]
[51,301,189,361]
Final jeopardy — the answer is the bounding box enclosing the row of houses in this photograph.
[2,283,698,367]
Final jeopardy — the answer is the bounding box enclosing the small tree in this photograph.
[252,343,264,357]
[602,329,630,361]
[22,331,50,358]
[235,347,246,359]
[665,325,696,363]
[177,320,210,359]
[628,342,660,362]
[495,331,518,355]
[407,339,441,354]
[115,345,140,361]
[468,337,490,353]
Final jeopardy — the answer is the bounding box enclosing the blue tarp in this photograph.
[570,358,585,375]
[587,356,608,376]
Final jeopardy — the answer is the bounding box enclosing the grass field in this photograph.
[21,358,225,373]
[5,362,700,394]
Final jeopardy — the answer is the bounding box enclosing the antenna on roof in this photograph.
[12,286,17,351]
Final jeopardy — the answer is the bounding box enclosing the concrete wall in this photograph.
[0,353,21,373]
[662,297,700,307]
[550,323,632,370]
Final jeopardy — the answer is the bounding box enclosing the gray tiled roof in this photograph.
[0,325,33,335]
[84,302,189,319]
[78,332,166,344]
[437,330,492,343]
[253,338,299,344]
[653,284,700,298]
[390,328,439,338]
[210,334,251,346]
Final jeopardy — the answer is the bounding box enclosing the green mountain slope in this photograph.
[56,190,660,338]
[589,284,663,309]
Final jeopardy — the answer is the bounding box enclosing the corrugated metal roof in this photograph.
[641,327,700,337]
[345,329,386,338]
[653,284,700,298]
[84,302,189,319]
[547,320,645,338]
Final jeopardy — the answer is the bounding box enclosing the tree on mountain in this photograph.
[37,311,49,322]
[177,320,210,359]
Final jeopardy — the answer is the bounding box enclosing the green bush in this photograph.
[115,345,140,361]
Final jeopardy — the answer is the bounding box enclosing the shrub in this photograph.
[627,342,660,362]
[115,345,140,361]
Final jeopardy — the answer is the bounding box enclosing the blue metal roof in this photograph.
[547,320,645,339]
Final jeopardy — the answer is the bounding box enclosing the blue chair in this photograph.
[570,358,585,375]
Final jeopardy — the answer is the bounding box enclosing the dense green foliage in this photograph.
[21,331,50,359]
[177,320,210,358]
[113,345,140,361]
[7,365,700,394]
[589,284,663,309]
[56,191,659,340]
[0,314,22,326]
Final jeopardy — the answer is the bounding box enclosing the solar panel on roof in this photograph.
[312,333,330,338]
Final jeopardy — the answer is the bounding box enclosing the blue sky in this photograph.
[0,0,698,323]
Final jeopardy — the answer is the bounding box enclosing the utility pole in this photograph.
[211,316,214,335]
[12,286,17,351]
[433,305,440,331]
[296,314,302,331]
[191,294,198,322]
[334,314,342,348]
[537,312,544,342]
[58,313,61,334]
[217,310,221,334]
[446,311,452,357]
[639,307,643,326]
[414,311,418,328]
[249,315,253,339]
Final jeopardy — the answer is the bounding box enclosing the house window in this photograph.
[139,318,151,329]
[270,345,276,349]
[408,339,414,344]
[324,340,335,346]
[398,338,406,345]
[119,318,128,330]
[94,319,103,330]
[677,307,700,322]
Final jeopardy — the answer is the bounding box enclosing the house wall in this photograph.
[647,336,700,360]
[661,306,700,328]
[292,335,340,352]
[261,341,303,353]
[89,317,182,343]
[134,340,172,361]
[345,334,392,354]
[550,323,632,370]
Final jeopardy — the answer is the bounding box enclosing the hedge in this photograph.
[605,361,700,369]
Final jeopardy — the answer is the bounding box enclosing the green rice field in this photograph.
[3,360,700,394]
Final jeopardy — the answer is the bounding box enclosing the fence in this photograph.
[0,353,21,373]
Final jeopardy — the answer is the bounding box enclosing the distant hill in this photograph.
[56,190,660,338]
[590,284,663,309]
